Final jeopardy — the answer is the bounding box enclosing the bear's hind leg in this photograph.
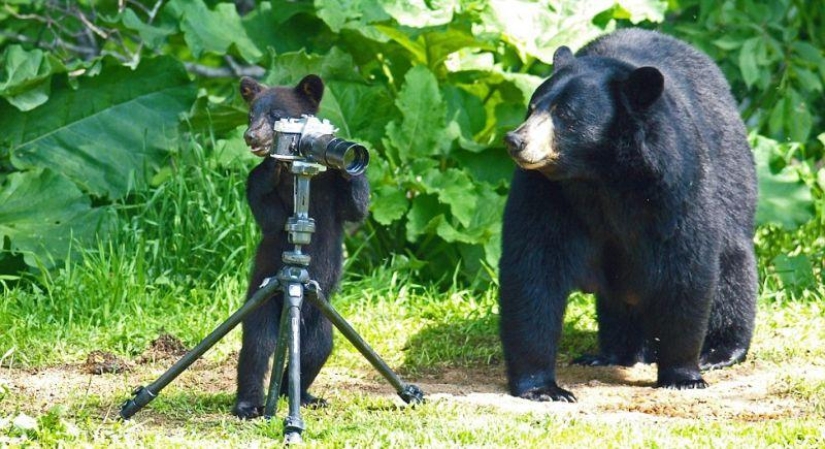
[277,305,333,408]
[701,241,757,370]
[644,284,712,390]
[573,294,647,367]
[234,294,281,419]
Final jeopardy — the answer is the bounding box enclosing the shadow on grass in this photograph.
[399,313,602,373]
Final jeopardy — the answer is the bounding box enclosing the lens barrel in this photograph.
[300,134,369,176]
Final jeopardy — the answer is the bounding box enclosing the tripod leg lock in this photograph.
[398,384,425,405]
[283,416,305,444]
[119,385,157,420]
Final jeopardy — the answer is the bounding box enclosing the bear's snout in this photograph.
[504,131,525,152]
[244,121,273,157]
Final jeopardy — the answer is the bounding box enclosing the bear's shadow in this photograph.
[399,314,654,390]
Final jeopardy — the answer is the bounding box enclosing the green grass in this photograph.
[2,142,824,447]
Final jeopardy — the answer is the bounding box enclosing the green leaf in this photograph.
[381,0,458,27]
[242,1,320,55]
[187,93,248,137]
[0,45,64,111]
[476,0,616,63]
[323,81,394,143]
[615,0,668,24]
[793,67,823,93]
[264,48,362,86]
[771,254,815,290]
[792,41,825,80]
[371,185,409,225]
[405,194,446,242]
[420,168,477,227]
[164,0,262,62]
[712,36,744,51]
[120,8,175,50]
[314,0,391,42]
[0,169,115,268]
[739,37,761,88]
[385,65,449,161]
[454,148,514,189]
[751,135,815,229]
[1,56,196,199]
[786,89,812,143]
[443,86,486,151]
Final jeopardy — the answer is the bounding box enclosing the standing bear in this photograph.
[233,75,370,418]
[499,29,758,402]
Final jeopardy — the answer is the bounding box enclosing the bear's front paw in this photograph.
[519,384,577,403]
[656,378,708,390]
[232,401,264,419]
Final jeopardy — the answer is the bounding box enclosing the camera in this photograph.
[271,115,369,176]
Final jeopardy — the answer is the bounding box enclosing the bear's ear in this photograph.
[240,77,265,104]
[553,46,574,71]
[295,75,324,106]
[622,66,664,110]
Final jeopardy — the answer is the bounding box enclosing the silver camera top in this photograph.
[273,115,337,135]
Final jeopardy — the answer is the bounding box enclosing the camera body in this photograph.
[271,115,369,176]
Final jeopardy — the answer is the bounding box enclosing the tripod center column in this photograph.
[282,161,326,267]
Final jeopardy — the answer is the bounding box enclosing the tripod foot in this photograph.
[398,384,425,405]
[283,416,304,445]
[284,431,303,445]
[119,385,157,420]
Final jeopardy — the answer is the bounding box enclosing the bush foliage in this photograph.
[1,0,822,287]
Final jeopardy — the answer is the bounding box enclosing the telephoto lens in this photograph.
[301,134,369,176]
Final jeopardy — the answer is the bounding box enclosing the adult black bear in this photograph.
[233,75,370,418]
[500,29,758,402]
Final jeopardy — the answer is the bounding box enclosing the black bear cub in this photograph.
[500,29,758,402]
[233,75,370,418]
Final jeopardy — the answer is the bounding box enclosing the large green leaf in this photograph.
[477,0,616,63]
[0,45,65,111]
[264,48,363,86]
[420,167,477,227]
[371,184,409,225]
[120,8,176,50]
[384,65,449,161]
[380,0,459,27]
[375,24,490,71]
[752,135,815,229]
[314,0,391,42]
[1,56,196,199]
[164,0,263,62]
[0,169,115,268]
[323,81,394,143]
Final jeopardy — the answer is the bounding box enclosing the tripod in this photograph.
[120,160,424,444]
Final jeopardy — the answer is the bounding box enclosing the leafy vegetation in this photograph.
[1,1,823,445]
[2,0,820,286]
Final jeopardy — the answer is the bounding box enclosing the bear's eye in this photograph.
[553,105,573,121]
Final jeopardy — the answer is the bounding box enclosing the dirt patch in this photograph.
[84,350,132,375]
[312,359,821,423]
[2,347,822,426]
[136,333,190,364]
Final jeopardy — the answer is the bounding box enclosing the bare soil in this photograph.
[3,341,823,425]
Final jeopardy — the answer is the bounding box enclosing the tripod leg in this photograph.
[304,282,424,405]
[263,300,291,419]
[120,277,281,420]
[283,282,305,444]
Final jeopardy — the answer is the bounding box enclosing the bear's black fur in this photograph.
[500,29,758,402]
[233,75,370,418]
